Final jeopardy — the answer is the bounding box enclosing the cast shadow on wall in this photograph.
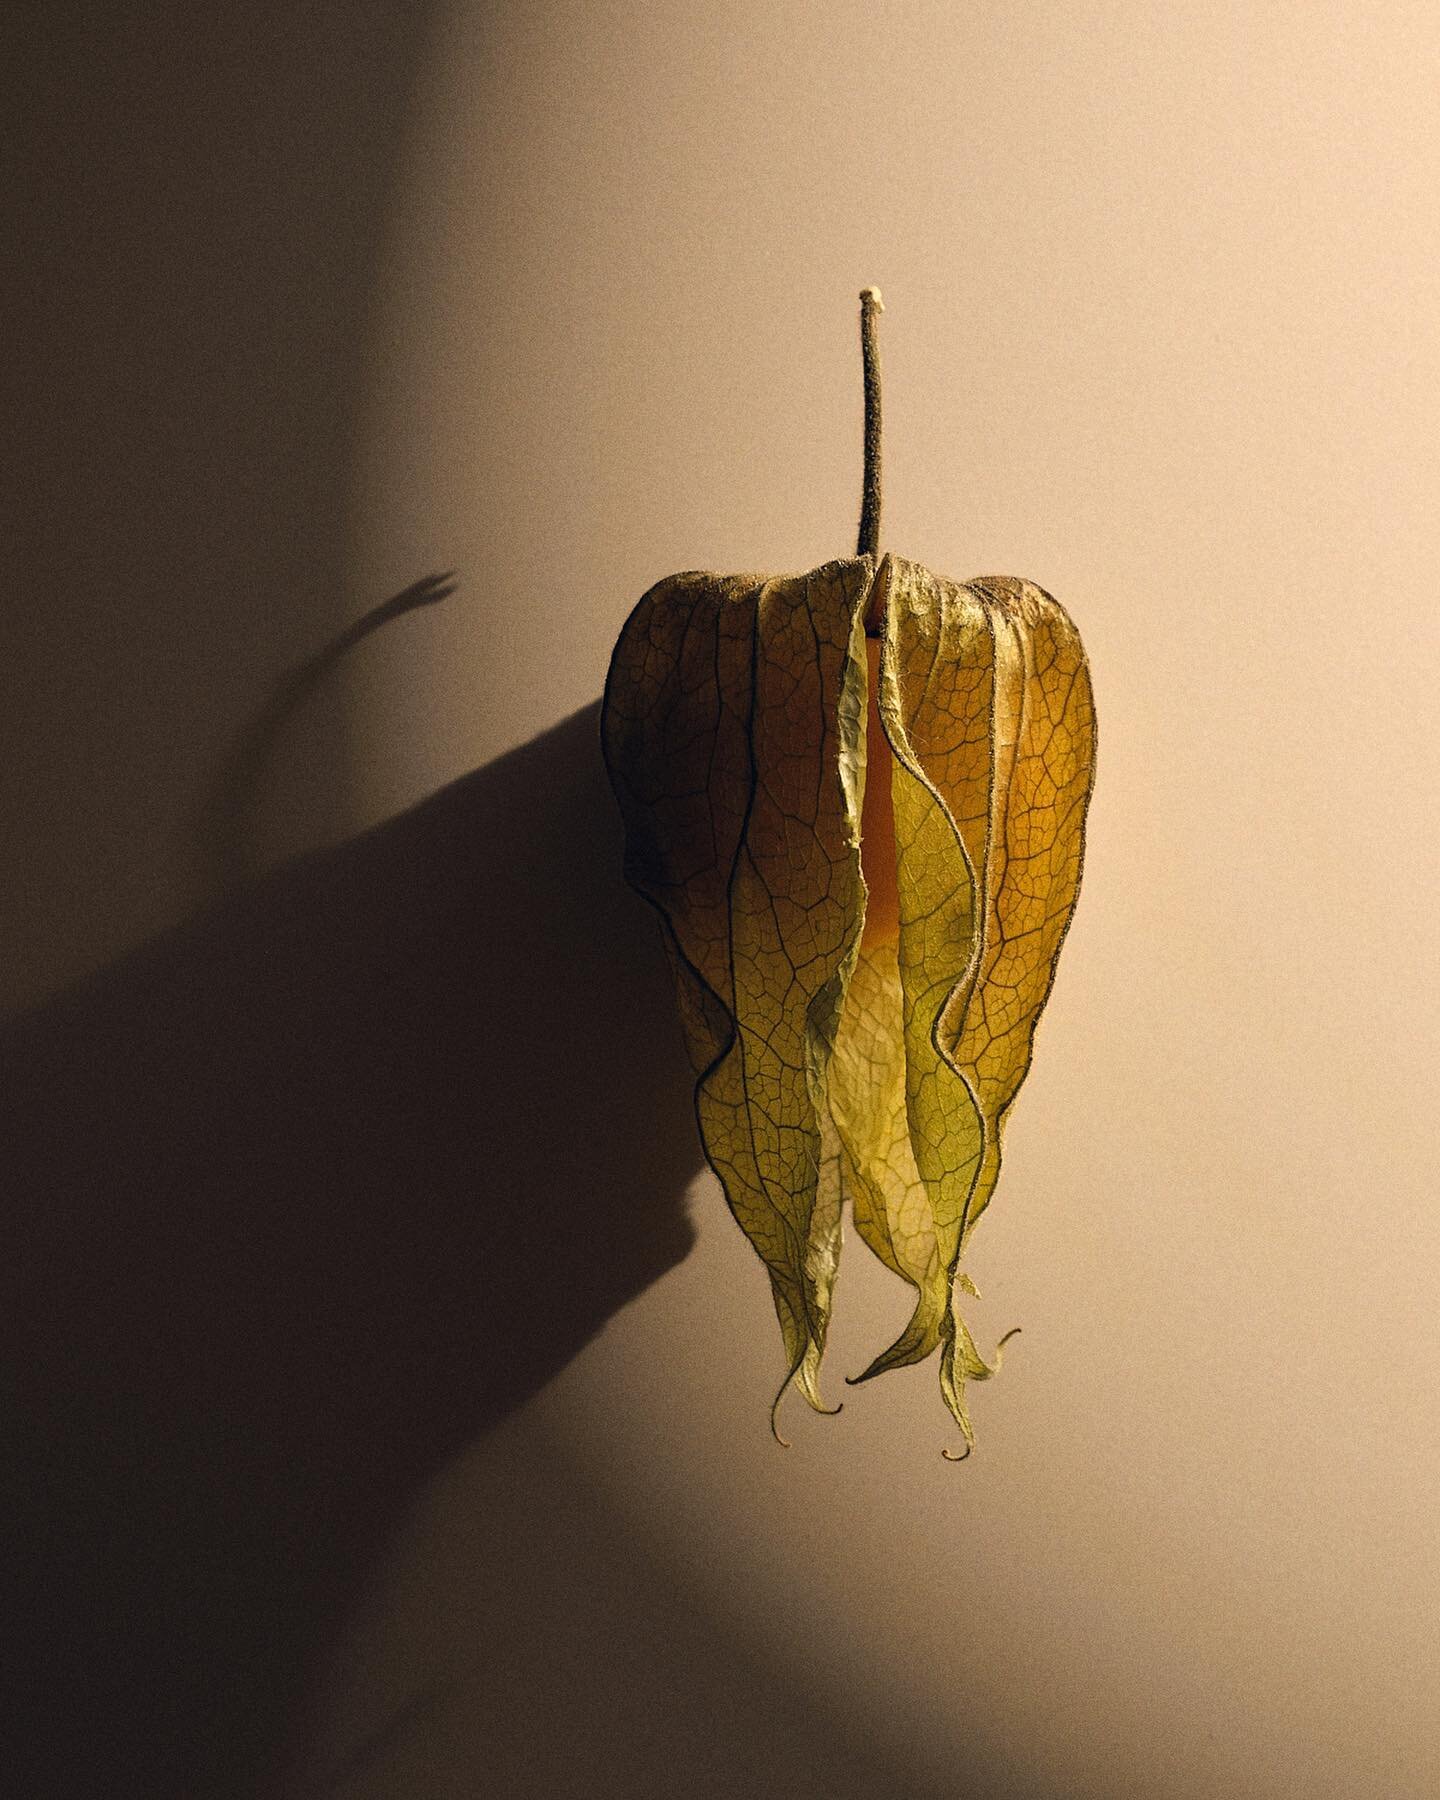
[0,638,702,1799]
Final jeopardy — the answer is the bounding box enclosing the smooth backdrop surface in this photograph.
[6,5,1439,1798]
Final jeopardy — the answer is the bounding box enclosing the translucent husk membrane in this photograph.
[601,551,1095,1453]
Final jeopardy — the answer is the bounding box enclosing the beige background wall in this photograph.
[6,4,1440,1797]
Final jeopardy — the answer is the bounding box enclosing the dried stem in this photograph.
[857,287,884,560]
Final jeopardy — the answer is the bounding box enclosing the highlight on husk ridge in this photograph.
[601,291,1095,1454]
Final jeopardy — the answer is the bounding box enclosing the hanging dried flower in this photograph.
[602,292,1096,1455]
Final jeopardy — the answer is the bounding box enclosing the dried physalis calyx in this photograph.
[601,290,1096,1456]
